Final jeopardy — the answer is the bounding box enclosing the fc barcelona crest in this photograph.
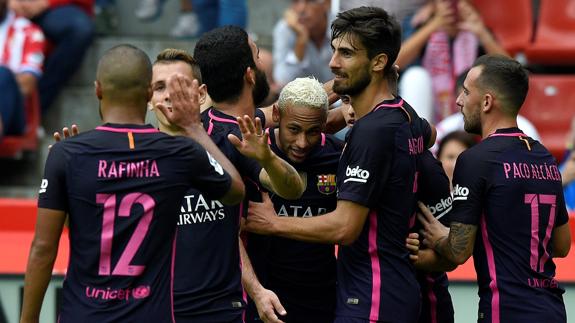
[317,174,336,195]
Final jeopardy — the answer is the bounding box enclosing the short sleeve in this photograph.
[38,143,69,211]
[555,191,569,227]
[182,139,233,201]
[448,149,486,225]
[337,124,394,207]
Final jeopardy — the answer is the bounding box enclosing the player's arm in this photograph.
[21,208,67,323]
[229,115,305,200]
[159,74,245,205]
[239,237,286,323]
[414,248,458,272]
[247,197,368,245]
[419,202,477,265]
[552,223,571,258]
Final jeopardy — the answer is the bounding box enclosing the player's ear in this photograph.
[245,66,256,85]
[272,103,280,123]
[94,80,102,100]
[198,83,208,105]
[371,53,388,73]
[482,92,494,113]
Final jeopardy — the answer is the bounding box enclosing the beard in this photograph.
[332,67,371,96]
[252,67,270,107]
[463,108,481,135]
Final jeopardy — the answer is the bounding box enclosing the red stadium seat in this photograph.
[0,89,40,159]
[0,198,69,274]
[472,0,533,56]
[525,0,575,64]
[521,75,575,161]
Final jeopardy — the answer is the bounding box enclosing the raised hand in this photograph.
[284,8,307,37]
[156,74,202,134]
[228,115,274,164]
[49,124,80,149]
[430,0,457,32]
[457,0,487,36]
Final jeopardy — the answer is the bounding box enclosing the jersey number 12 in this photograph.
[96,193,156,276]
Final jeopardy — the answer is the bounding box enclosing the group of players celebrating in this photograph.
[20,5,570,323]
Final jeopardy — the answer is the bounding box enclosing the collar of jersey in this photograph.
[96,123,159,133]
[489,127,524,137]
[371,96,405,115]
[208,108,239,124]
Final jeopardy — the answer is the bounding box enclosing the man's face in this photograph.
[151,61,198,128]
[249,39,270,107]
[275,104,326,163]
[291,0,329,34]
[457,66,483,135]
[329,35,372,96]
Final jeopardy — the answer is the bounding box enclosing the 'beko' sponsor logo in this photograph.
[344,165,370,183]
[453,184,469,201]
[427,196,453,219]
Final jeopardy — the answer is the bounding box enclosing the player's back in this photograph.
[39,124,232,323]
[172,109,263,322]
[453,128,567,322]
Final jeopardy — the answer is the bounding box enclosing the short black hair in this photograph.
[473,54,529,115]
[331,6,401,74]
[96,44,152,101]
[193,26,256,103]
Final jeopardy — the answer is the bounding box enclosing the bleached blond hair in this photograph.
[278,77,328,112]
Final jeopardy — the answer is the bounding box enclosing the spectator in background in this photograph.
[192,0,247,35]
[396,0,508,122]
[0,0,45,138]
[136,0,200,38]
[273,0,333,87]
[258,47,281,107]
[10,0,94,114]
[436,130,476,188]
[94,0,118,34]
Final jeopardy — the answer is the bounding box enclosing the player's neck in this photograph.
[350,79,395,120]
[211,90,256,119]
[481,116,519,138]
[101,103,146,125]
